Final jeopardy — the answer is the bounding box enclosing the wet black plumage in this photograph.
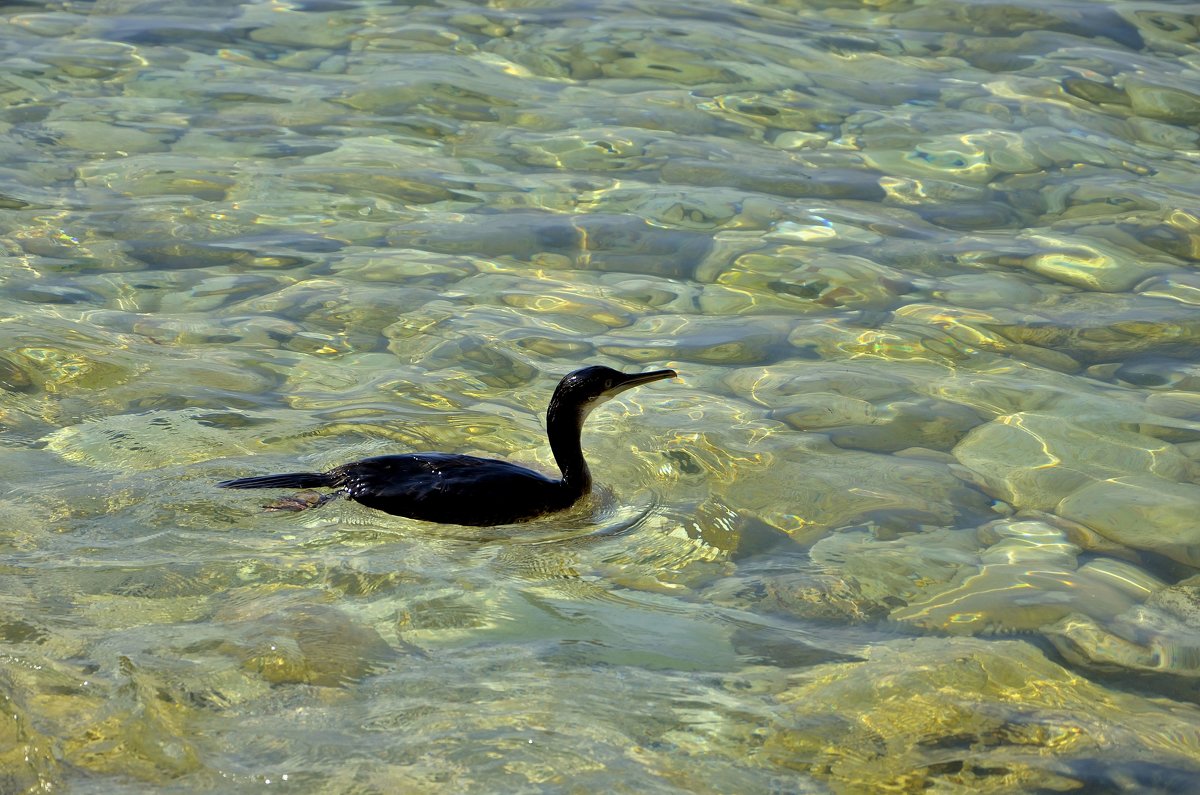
[217,366,676,526]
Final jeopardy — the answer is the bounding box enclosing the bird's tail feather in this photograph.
[217,472,336,490]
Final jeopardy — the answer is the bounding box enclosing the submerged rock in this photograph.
[720,360,984,453]
[1056,475,1200,567]
[63,656,203,778]
[1019,234,1167,292]
[715,248,913,311]
[766,513,1167,638]
[387,212,711,278]
[1126,77,1200,126]
[989,291,1200,364]
[1044,606,1200,680]
[777,392,980,453]
[597,315,794,366]
[0,670,61,792]
[1045,577,1200,678]
[797,526,982,621]
[1148,575,1200,628]
[213,602,397,687]
[43,409,309,471]
[952,412,1195,512]
[763,637,1200,792]
[721,436,989,543]
[887,518,1163,633]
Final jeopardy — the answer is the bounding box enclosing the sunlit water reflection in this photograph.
[3,0,1200,791]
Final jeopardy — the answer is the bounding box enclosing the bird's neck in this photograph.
[548,404,592,498]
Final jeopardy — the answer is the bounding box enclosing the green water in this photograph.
[3,0,1200,791]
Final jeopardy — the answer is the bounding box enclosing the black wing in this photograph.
[334,453,572,525]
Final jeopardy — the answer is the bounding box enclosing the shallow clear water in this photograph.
[2,0,1200,791]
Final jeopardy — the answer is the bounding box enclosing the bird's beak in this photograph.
[609,368,678,394]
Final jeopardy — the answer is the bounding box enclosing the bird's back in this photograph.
[333,453,578,526]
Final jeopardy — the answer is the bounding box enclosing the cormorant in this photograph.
[217,365,677,526]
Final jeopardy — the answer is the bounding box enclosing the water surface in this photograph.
[3,0,1200,792]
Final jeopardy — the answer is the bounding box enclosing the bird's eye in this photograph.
[604,380,613,389]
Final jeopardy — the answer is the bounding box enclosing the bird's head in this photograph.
[549,365,677,418]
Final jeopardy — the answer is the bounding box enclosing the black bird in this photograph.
[217,366,677,526]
